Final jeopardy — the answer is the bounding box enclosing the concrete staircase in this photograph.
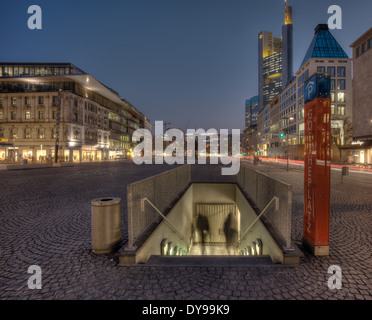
[145,255,273,266]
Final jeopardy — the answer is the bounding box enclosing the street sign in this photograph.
[303,73,331,256]
[304,73,330,104]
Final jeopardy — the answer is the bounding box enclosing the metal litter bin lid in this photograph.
[91,197,121,206]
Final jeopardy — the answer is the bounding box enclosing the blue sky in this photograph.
[1,0,371,131]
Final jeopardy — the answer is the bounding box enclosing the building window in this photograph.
[304,70,309,80]
[11,111,16,120]
[11,97,17,106]
[39,96,44,105]
[0,98,2,106]
[337,105,345,116]
[38,129,45,139]
[74,99,78,107]
[25,97,31,105]
[10,129,17,138]
[369,38,372,49]
[331,104,335,115]
[0,110,3,120]
[73,112,78,122]
[24,129,31,139]
[25,111,31,120]
[327,67,335,77]
[362,42,367,54]
[331,92,335,103]
[52,111,57,119]
[330,79,336,90]
[52,96,58,106]
[337,79,346,90]
[356,47,360,57]
[38,111,44,120]
[337,67,346,77]
[317,66,325,73]
[337,92,345,103]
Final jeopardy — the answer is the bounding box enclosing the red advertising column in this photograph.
[303,74,331,256]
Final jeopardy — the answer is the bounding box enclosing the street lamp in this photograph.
[281,116,294,172]
[13,135,18,164]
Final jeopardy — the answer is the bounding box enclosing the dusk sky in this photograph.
[1,0,371,131]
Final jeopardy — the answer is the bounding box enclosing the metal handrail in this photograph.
[197,205,235,218]
[239,196,279,244]
[141,197,190,253]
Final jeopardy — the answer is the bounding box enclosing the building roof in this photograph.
[0,62,86,74]
[245,96,259,104]
[350,27,372,48]
[300,24,349,68]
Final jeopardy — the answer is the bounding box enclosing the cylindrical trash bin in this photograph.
[342,166,349,176]
[91,197,122,254]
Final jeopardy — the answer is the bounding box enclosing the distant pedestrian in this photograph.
[223,212,237,255]
[196,214,210,254]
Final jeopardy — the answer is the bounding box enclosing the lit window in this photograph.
[11,97,16,105]
[337,92,345,103]
[331,104,335,115]
[25,111,31,120]
[24,129,31,139]
[337,105,345,116]
[25,97,31,105]
[38,111,44,120]
[0,110,3,120]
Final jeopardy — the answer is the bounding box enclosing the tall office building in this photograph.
[282,1,294,89]
[258,31,282,111]
[258,1,293,110]
[245,96,260,129]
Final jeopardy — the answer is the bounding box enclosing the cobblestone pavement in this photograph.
[0,161,371,300]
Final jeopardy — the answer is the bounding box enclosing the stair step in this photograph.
[145,255,273,266]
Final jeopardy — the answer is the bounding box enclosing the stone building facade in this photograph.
[350,27,372,164]
[0,63,151,163]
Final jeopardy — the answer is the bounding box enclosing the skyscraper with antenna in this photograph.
[282,0,294,89]
[257,0,294,111]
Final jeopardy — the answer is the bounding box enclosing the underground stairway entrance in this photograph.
[118,165,302,266]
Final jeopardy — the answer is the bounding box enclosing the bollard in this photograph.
[341,166,349,183]
[91,197,122,254]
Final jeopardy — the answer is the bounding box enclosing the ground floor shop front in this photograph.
[0,144,111,163]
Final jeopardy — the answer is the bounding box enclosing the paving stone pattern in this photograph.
[0,161,371,300]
